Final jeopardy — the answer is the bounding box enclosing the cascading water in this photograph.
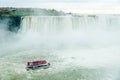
[0,15,120,80]
[21,16,98,33]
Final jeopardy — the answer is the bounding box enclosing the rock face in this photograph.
[8,16,21,32]
[0,16,22,32]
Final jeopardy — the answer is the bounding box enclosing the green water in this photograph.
[0,49,119,80]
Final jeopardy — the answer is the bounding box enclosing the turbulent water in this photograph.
[0,15,120,80]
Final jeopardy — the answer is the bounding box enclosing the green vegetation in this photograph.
[0,7,66,16]
[0,7,97,17]
[0,8,34,16]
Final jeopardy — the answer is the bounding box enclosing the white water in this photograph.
[21,16,97,33]
[0,15,120,80]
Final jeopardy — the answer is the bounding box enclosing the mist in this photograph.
[19,15,120,48]
[1,15,120,63]
[1,15,120,80]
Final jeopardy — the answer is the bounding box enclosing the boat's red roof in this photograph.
[32,60,47,64]
[27,60,48,66]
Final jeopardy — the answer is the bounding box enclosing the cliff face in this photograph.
[8,16,21,32]
[0,16,21,32]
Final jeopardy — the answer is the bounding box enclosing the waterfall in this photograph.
[21,16,98,33]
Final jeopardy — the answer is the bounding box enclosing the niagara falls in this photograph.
[1,1,120,80]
